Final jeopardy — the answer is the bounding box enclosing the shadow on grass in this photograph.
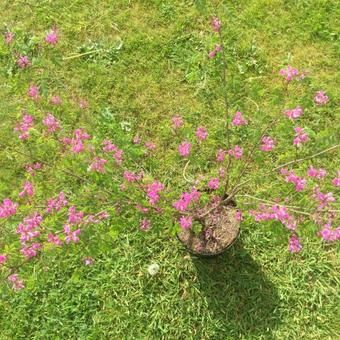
[191,240,282,338]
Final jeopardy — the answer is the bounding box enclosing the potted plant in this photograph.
[1,18,339,290]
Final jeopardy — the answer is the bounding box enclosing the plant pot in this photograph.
[177,201,240,258]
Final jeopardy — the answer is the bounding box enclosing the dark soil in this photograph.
[177,204,240,256]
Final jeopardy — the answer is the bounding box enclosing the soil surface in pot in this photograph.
[177,204,240,255]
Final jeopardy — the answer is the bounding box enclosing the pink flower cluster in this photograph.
[0,199,18,218]
[179,215,192,229]
[102,139,123,164]
[50,95,62,105]
[280,169,306,191]
[208,177,219,190]
[28,85,40,100]
[228,145,243,159]
[289,234,302,253]
[293,127,309,147]
[145,141,156,151]
[208,44,221,58]
[19,181,34,198]
[123,170,143,182]
[146,181,164,205]
[196,126,208,141]
[89,157,107,173]
[45,27,58,45]
[314,91,328,105]
[46,192,68,213]
[63,225,81,243]
[68,206,84,225]
[16,55,31,69]
[14,113,34,140]
[16,213,43,259]
[312,187,335,210]
[307,166,326,179]
[260,136,275,152]
[216,149,226,162]
[64,129,90,153]
[249,204,297,231]
[140,218,151,231]
[232,111,247,126]
[47,233,62,246]
[5,31,14,44]
[283,106,303,120]
[8,274,25,291]
[25,162,42,176]
[43,113,60,133]
[172,115,184,129]
[173,188,200,211]
[332,171,340,187]
[318,222,340,242]
[279,65,299,81]
[179,142,191,157]
[0,254,7,265]
[211,17,221,32]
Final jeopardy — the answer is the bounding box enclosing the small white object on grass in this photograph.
[147,263,160,276]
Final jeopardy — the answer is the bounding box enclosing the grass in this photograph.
[0,0,339,338]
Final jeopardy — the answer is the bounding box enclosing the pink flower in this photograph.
[260,136,276,152]
[124,171,142,182]
[173,188,200,211]
[84,257,94,265]
[16,55,31,69]
[208,177,219,190]
[45,27,58,45]
[280,169,306,192]
[133,135,141,144]
[0,254,7,265]
[64,225,81,243]
[289,234,302,253]
[293,127,309,147]
[279,65,299,81]
[14,113,34,140]
[312,187,335,210]
[235,210,243,221]
[145,141,156,151]
[314,91,328,105]
[318,222,340,242]
[307,166,327,179]
[47,233,63,246]
[5,31,14,44]
[232,111,247,126]
[89,157,107,173]
[113,149,123,164]
[8,274,25,290]
[195,126,208,141]
[332,171,340,187]
[19,181,34,198]
[102,139,117,152]
[283,106,303,120]
[219,168,225,177]
[208,44,222,58]
[43,113,60,132]
[20,243,41,259]
[146,181,164,205]
[179,216,193,229]
[140,218,151,231]
[216,149,226,162]
[228,145,243,159]
[172,115,184,128]
[0,199,18,219]
[211,17,221,32]
[50,96,62,105]
[25,162,42,176]
[28,85,40,100]
[68,206,84,225]
[178,142,191,157]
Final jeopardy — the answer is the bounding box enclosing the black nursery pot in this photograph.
[176,198,241,258]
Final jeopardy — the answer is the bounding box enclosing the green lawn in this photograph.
[0,1,339,339]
